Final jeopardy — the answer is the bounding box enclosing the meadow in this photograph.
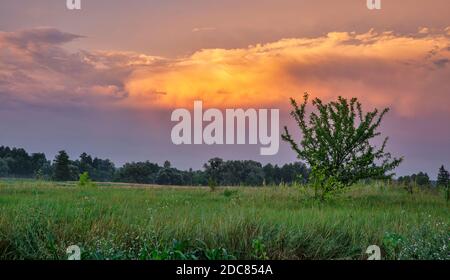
[0,179,448,260]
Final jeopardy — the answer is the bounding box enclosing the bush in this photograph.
[382,232,405,259]
[309,166,345,200]
[251,238,268,260]
[78,172,95,188]
[223,189,239,198]
[208,178,217,192]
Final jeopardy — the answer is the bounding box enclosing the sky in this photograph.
[0,0,449,177]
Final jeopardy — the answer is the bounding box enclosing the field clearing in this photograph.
[0,179,448,260]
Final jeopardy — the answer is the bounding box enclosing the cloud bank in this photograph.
[1,27,449,118]
[0,27,161,109]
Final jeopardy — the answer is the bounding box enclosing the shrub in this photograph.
[78,172,95,188]
[382,232,405,259]
[208,178,217,192]
[252,238,268,260]
[223,189,239,198]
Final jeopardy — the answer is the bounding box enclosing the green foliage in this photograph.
[31,153,52,179]
[156,166,183,185]
[437,165,449,202]
[0,145,310,187]
[413,172,431,186]
[263,162,309,186]
[77,172,95,188]
[399,172,430,187]
[202,247,236,260]
[0,146,117,182]
[146,240,198,260]
[223,189,239,198]
[382,232,405,259]
[382,219,450,260]
[80,237,238,260]
[282,93,402,198]
[114,161,160,184]
[446,187,449,204]
[251,238,269,260]
[208,178,217,192]
[397,220,449,260]
[398,172,432,195]
[204,158,309,187]
[204,157,223,186]
[196,240,237,260]
[75,153,115,182]
[437,165,449,187]
[309,165,345,200]
[53,151,71,181]
[0,146,51,178]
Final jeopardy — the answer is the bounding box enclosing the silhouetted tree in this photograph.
[191,170,208,186]
[437,165,449,202]
[437,165,449,187]
[79,152,93,174]
[204,157,224,186]
[53,150,71,181]
[115,161,160,184]
[156,167,183,185]
[31,153,52,179]
[163,160,171,169]
[91,158,115,181]
[0,147,33,176]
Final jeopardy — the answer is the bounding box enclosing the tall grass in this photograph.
[0,179,448,260]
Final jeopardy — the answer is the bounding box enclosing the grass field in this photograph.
[0,179,448,260]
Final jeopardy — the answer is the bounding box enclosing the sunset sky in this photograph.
[0,0,449,177]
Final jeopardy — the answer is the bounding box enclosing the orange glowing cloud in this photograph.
[124,28,450,116]
[1,28,449,117]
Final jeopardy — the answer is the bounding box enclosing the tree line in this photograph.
[0,146,309,186]
[1,145,447,190]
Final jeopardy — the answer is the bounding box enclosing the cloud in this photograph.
[1,27,449,118]
[192,27,217,33]
[125,29,450,117]
[0,27,83,48]
[0,28,162,108]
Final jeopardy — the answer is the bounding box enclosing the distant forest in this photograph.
[0,145,442,187]
[0,145,309,186]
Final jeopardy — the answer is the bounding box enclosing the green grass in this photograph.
[0,179,448,260]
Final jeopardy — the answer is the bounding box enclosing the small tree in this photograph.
[437,165,449,202]
[78,172,95,187]
[163,160,171,169]
[53,150,71,181]
[282,93,402,199]
[79,152,93,174]
[204,157,224,188]
[208,177,217,192]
